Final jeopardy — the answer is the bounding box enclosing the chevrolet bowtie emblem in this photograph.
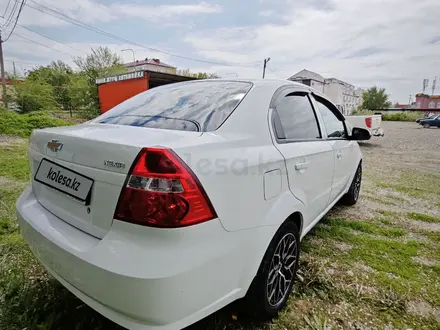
[47,139,63,152]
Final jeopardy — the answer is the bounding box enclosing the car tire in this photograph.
[341,162,362,206]
[424,124,431,128]
[243,221,300,318]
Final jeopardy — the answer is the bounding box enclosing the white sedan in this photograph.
[16,79,370,330]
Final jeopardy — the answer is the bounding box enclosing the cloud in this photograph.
[9,0,222,27]
[428,36,440,44]
[183,0,440,101]
[258,10,274,17]
[3,26,173,73]
[113,2,222,22]
[3,0,440,103]
[344,47,387,59]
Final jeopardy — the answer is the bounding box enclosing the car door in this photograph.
[311,94,356,203]
[270,89,335,229]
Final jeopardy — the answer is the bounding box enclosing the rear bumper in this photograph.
[371,128,384,136]
[17,187,265,330]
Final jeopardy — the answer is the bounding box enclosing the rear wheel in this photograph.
[424,123,431,128]
[244,222,300,318]
[341,163,362,206]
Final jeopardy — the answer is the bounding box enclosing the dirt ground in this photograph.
[0,121,439,330]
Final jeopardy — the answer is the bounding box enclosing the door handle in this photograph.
[295,161,310,170]
[336,152,343,159]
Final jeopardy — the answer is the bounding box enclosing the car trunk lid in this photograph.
[28,124,202,238]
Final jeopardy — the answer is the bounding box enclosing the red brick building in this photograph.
[415,93,440,110]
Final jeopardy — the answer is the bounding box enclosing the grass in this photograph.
[328,219,406,237]
[0,144,30,181]
[408,212,440,224]
[1,126,440,329]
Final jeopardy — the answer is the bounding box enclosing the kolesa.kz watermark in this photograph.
[46,167,81,192]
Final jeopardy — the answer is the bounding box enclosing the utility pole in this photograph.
[262,57,270,79]
[13,61,16,76]
[408,95,412,109]
[0,32,7,108]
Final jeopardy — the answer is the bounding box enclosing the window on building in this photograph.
[416,102,421,108]
[274,93,321,140]
[437,102,440,108]
[429,101,435,108]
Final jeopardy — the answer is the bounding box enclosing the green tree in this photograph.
[73,47,127,117]
[361,86,392,110]
[27,61,73,111]
[177,69,220,79]
[13,79,57,113]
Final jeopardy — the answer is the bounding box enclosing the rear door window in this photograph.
[273,92,321,141]
[94,81,252,132]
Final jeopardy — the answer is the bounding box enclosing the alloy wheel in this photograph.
[353,166,362,201]
[266,233,297,307]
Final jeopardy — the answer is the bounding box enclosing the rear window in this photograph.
[94,81,252,132]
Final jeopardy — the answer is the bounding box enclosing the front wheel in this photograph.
[341,163,362,206]
[243,222,300,318]
[424,123,431,128]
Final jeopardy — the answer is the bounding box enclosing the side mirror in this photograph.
[350,127,371,141]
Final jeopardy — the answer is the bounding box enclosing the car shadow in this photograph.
[358,141,381,148]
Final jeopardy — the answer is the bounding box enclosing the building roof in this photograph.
[288,69,325,83]
[95,70,196,85]
[124,58,176,69]
[415,93,440,99]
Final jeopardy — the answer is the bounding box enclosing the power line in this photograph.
[2,0,12,18]
[26,0,259,67]
[16,23,87,54]
[266,65,284,79]
[13,32,73,56]
[3,0,26,42]
[5,59,40,65]
[2,0,18,30]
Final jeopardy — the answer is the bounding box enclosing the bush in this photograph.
[381,112,421,122]
[351,111,423,122]
[0,109,70,138]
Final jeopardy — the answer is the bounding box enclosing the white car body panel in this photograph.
[345,114,384,137]
[17,79,363,330]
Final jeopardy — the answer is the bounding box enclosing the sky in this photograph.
[1,0,440,103]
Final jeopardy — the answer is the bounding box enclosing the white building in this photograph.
[288,69,363,115]
[288,69,326,93]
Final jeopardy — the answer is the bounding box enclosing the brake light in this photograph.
[365,117,372,128]
[114,148,217,228]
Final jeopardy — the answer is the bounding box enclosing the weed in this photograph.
[374,286,408,313]
[302,314,331,330]
[376,210,399,217]
[363,195,395,205]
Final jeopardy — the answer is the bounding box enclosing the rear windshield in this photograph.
[94,80,252,132]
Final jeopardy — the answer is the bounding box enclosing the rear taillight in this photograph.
[114,148,217,228]
[365,117,372,128]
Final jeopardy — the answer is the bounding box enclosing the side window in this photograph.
[275,93,321,140]
[314,97,347,139]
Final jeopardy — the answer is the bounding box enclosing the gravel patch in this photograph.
[0,135,26,146]
[407,300,440,321]
[411,257,439,267]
